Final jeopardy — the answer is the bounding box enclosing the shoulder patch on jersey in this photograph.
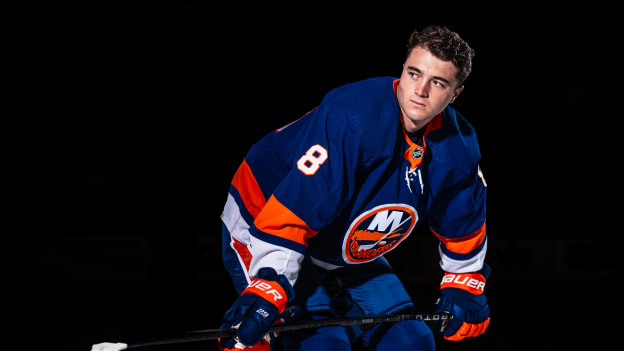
[342,204,418,264]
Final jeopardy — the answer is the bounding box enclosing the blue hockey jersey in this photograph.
[221,77,487,288]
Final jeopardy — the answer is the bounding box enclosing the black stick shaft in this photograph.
[126,313,451,349]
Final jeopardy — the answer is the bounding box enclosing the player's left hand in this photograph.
[435,263,491,341]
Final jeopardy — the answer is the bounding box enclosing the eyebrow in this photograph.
[406,66,451,85]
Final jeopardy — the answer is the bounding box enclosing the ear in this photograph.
[449,85,464,103]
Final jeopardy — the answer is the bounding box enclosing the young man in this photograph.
[220,26,490,351]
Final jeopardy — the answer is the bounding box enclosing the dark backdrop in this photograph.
[5,3,616,350]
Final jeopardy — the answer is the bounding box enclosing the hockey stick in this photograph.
[125,312,451,349]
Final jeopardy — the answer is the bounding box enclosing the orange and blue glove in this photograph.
[219,268,295,350]
[435,263,491,341]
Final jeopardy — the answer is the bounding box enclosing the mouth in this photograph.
[409,100,426,108]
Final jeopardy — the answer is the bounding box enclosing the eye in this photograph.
[409,72,419,79]
[433,80,447,88]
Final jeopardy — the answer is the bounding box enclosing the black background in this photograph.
[5,3,617,350]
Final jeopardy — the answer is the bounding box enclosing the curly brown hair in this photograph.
[406,26,475,86]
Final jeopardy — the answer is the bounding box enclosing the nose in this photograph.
[414,80,429,98]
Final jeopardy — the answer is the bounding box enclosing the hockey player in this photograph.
[220,26,490,351]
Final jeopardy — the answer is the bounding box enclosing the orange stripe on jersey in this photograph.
[231,159,267,218]
[231,237,252,272]
[393,78,400,94]
[431,222,486,254]
[254,195,317,246]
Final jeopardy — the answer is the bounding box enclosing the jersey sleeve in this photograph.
[428,163,487,274]
[245,102,364,286]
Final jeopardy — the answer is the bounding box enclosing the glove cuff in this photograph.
[242,267,294,314]
[440,271,486,295]
[242,278,288,313]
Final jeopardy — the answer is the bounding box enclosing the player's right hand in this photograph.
[435,263,491,341]
[219,268,294,349]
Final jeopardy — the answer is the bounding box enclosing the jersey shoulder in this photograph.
[320,77,401,160]
[428,105,481,170]
[246,77,401,176]
[321,76,398,111]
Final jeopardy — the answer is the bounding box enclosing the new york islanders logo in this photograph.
[342,204,418,264]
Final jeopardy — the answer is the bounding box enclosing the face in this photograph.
[397,46,464,132]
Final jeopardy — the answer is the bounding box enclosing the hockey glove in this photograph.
[219,268,295,349]
[435,263,491,341]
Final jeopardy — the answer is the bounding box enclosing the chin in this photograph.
[406,112,430,124]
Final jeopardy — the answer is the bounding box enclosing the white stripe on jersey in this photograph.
[249,239,304,287]
[222,193,304,287]
[438,237,487,273]
[222,193,253,285]
[222,193,252,244]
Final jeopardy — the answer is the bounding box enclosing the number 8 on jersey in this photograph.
[297,144,328,175]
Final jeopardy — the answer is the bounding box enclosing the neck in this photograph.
[401,114,429,133]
